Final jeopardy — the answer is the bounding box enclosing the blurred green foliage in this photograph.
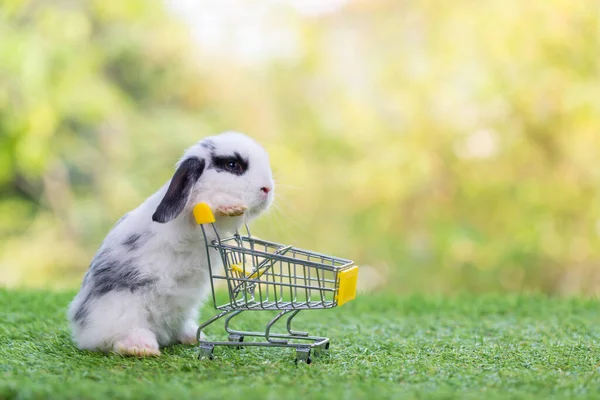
[1,0,599,294]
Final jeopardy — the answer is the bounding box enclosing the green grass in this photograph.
[0,289,599,400]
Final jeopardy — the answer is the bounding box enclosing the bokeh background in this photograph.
[1,0,599,295]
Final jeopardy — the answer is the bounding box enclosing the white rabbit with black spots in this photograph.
[68,131,274,356]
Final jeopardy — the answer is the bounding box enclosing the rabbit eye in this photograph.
[226,160,242,173]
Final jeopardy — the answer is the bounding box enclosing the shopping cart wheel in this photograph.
[228,334,244,349]
[295,348,312,365]
[198,343,215,360]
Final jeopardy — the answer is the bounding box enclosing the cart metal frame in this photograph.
[192,203,358,363]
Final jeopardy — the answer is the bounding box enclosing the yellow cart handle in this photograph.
[193,203,215,224]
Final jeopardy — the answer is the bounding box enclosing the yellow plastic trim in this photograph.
[193,203,215,224]
[231,263,267,281]
[336,265,358,306]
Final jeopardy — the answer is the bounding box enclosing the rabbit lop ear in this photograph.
[152,157,206,223]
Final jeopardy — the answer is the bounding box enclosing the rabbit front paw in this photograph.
[215,204,247,217]
[178,319,205,345]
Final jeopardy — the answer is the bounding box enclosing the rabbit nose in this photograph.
[260,187,271,194]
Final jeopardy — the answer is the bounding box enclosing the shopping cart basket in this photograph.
[193,203,359,364]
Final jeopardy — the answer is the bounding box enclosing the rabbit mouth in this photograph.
[250,200,269,213]
[248,196,272,215]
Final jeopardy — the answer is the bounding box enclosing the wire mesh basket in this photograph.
[193,203,359,364]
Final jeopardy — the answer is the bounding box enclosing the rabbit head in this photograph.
[151,131,274,224]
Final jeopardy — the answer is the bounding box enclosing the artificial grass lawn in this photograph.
[0,289,599,400]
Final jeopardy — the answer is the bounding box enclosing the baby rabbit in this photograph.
[68,131,274,356]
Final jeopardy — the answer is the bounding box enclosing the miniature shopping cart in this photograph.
[192,203,359,364]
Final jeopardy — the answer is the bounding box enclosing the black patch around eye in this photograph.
[209,151,249,176]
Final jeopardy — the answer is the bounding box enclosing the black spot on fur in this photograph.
[73,304,88,323]
[123,233,141,248]
[90,257,156,297]
[71,248,157,326]
[201,140,216,151]
[208,152,249,176]
[122,231,153,251]
[152,157,205,223]
[81,270,91,288]
[72,292,91,325]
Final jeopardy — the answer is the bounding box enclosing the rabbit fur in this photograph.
[68,131,274,356]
